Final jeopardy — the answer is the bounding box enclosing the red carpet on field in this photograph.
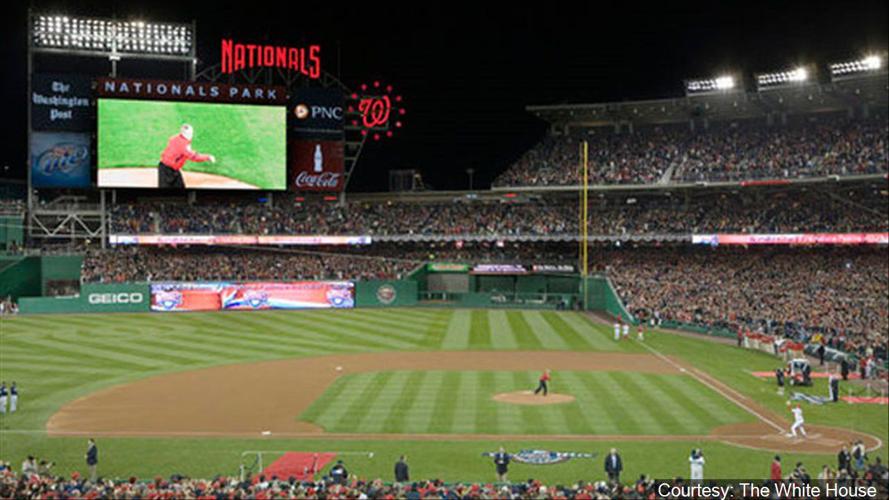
[260,452,336,481]
[842,396,889,405]
[750,371,860,380]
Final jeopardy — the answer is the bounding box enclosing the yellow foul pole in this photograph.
[582,141,589,277]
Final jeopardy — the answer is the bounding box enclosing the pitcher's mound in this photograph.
[492,391,575,405]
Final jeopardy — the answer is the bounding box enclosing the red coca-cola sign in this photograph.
[290,140,345,192]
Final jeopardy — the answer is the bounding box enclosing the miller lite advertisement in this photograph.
[290,140,345,192]
[31,73,92,131]
[30,132,91,188]
[290,88,344,135]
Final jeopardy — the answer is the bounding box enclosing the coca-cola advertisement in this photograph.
[290,139,345,191]
[30,132,91,188]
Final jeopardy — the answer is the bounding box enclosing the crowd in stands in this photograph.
[494,119,888,187]
[1,451,886,499]
[0,199,25,214]
[605,247,889,362]
[107,189,888,237]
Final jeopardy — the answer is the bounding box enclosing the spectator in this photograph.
[85,438,98,483]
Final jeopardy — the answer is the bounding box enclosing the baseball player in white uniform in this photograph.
[613,322,621,341]
[637,324,645,342]
[622,323,630,340]
[787,403,807,438]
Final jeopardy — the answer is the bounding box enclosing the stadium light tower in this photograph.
[684,74,741,96]
[755,65,814,91]
[829,53,887,81]
[30,12,197,76]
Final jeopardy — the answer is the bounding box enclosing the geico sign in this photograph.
[88,293,144,305]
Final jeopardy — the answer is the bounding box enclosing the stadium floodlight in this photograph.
[755,65,812,91]
[31,14,194,59]
[829,53,887,81]
[684,74,740,96]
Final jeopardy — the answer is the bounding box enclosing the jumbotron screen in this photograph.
[97,98,286,190]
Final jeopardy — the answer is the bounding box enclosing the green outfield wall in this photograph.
[18,282,150,314]
[355,280,419,307]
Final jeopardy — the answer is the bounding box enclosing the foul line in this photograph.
[633,339,786,433]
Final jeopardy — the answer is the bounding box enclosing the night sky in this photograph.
[2,1,887,191]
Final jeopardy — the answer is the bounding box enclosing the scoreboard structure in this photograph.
[26,11,399,245]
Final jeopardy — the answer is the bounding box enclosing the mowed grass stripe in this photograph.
[380,371,429,433]
[468,310,492,349]
[251,313,404,351]
[623,372,709,432]
[560,312,622,351]
[125,330,278,361]
[474,371,498,434]
[298,313,424,348]
[323,372,394,431]
[4,336,165,369]
[441,310,470,349]
[339,310,439,342]
[297,374,355,424]
[582,372,651,434]
[172,326,335,358]
[357,371,412,433]
[0,350,129,370]
[0,338,141,371]
[488,311,519,350]
[491,371,524,433]
[0,361,124,377]
[505,312,543,350]
[68,334,211,366]
[662,375,750,423]
[123,336,256,365]
[644,375,731,428]
[306,373,379,432]
[539,312,590,351]
[606,372,684,434]
[427,371,462,433]
[449,371,478,433]
[185,316,367,354]
[520,311,568,350]
[400,371,445,433]
[559,371,620,434]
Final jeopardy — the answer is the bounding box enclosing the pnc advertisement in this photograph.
[151,281,355,312]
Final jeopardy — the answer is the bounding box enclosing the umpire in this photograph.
[85,438,98,482]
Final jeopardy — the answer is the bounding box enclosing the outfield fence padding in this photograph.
[18,282,150,314]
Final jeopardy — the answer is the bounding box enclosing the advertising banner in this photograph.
[97,77,287,104]
[30,132,91,188]
[151,281,354,312]
[427,263,471,272]
[471,264,529,275]
[290,88,345,135]
[532,264,575,273]
[31,73,93,131]
[693,233,889,246]
[109,234,371,246]
[290,139,345,191]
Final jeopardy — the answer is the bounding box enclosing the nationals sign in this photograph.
[221,39,321,78]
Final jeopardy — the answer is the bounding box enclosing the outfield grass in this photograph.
[0,308,886,483]
[97,98,286,189]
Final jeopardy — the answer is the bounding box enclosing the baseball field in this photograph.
[0,308,886,483]
[97,98,286,190]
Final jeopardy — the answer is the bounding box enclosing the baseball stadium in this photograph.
[1,2,888,498]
